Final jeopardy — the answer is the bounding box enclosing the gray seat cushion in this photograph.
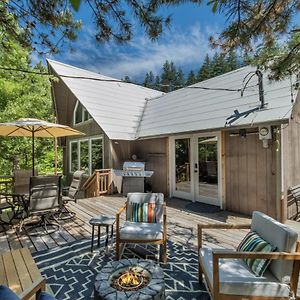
[251,211,298,282]
[200,247,290,297]
[119,221,163,241]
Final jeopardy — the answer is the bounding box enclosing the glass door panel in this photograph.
[175,138,191,194]
[197,136,219,204]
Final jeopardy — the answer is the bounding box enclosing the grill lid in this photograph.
[123,161,145,171]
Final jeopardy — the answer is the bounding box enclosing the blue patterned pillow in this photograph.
[237,231,277,277]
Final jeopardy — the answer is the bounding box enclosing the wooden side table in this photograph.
[0,247,45,300]
[89,215,115,252]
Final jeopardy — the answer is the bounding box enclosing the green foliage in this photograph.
[0,31,61,175]
[142,51,243,92]
[208,0,300,79]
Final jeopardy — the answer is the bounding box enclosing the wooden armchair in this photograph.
[198,211,300,300]
[116,193,167,263]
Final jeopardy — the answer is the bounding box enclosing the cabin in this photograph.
[47,59,300,222]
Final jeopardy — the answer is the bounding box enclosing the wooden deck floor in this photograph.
[0,195,253,253]
[1,195,300,297]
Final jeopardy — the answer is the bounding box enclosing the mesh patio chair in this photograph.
[116,192,167,263]
[13,169,36,195]
[21,175,61,235]
[57,170,86,219]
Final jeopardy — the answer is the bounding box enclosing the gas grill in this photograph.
[114,161,154,196]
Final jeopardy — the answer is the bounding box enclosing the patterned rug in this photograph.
[33,239,210,300]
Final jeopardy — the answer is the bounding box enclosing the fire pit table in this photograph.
[94,259,165,300]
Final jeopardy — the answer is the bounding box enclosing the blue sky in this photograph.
[48,3,226,81]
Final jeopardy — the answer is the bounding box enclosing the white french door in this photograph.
[170,133,221,206]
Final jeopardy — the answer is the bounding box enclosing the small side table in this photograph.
[89,215,115,252]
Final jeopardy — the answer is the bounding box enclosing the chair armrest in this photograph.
[212,249,300,260]
[210,249,300,296]
[116,203,127,234]
[197,223,251,249]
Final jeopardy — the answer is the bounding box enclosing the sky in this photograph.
[47,3,226,82]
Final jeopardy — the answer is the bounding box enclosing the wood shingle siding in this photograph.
[224,131,277,218]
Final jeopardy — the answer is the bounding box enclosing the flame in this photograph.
[119,272,140,287]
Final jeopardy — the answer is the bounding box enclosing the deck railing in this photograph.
[82,169,112,197]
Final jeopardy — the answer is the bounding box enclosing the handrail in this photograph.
[82,169,111,197]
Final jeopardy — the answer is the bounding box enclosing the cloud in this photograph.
[49,23,218,80]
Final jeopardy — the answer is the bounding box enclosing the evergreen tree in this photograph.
[175,68,185,90]
[143,71,155,88]
[186,70,197,86]
[154,75,161,91]
[122,75,132,83]
[197,54,212,82]
[161,60,178,92]
[226,51,239,72]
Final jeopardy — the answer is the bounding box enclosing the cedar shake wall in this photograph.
[225,130,277,218]
[282,92,300,220]
[130,138,168,196]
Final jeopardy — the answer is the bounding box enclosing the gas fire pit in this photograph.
[94,259,165,300]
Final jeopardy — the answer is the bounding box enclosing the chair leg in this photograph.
[162,240,167,263]
[116,239,120,260]
[198,260,203,283]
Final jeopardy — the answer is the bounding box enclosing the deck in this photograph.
[0,195,253,253]
[1,195,300,298]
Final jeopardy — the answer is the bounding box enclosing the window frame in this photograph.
[73,101,93,126]
[69,135,104,175]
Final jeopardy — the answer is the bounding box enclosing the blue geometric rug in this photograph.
[33,239,210,300]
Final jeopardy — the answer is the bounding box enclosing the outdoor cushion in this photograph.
[199,247,290,297]
[119,221,163,240]
[38,292,57,300]
[251,211,298,282]
[237,231,277,276]
[0,285,20,300]
[128,202,157,223]
[126,193,164,223]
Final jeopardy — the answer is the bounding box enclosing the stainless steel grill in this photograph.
[114,161,154,196]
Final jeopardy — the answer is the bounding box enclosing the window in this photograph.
[70,141,78,173]
[74,101,92,125]
[69,136,103,175]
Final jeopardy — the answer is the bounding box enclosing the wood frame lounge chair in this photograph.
[198,211,300,300]
[116,192,167,263]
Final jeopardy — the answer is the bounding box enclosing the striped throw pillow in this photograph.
[237,231,277,277]
[129,203,156,223]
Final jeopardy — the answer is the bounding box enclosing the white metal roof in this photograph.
[48,60,297,140]
[47,59,163,140]
[137,66,296,138]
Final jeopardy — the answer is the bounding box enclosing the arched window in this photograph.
[73,101,92,125]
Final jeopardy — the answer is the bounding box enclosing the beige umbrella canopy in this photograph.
[0,118,85,175]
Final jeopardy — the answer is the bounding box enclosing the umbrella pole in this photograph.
[54,137,58,175]
[32,131,35,176]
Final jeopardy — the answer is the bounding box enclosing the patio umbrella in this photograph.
[0,118,84,175]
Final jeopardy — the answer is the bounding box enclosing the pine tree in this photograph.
[197,54,212,82]
[122,75,131,83]
[161,60,178,92]
[154,75,161,91]
[175,68,185,90]
[186,70,197,86]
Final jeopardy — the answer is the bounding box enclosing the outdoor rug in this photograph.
[33,238,210,300]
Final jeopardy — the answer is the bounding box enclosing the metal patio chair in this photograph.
[21,175,61,235]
